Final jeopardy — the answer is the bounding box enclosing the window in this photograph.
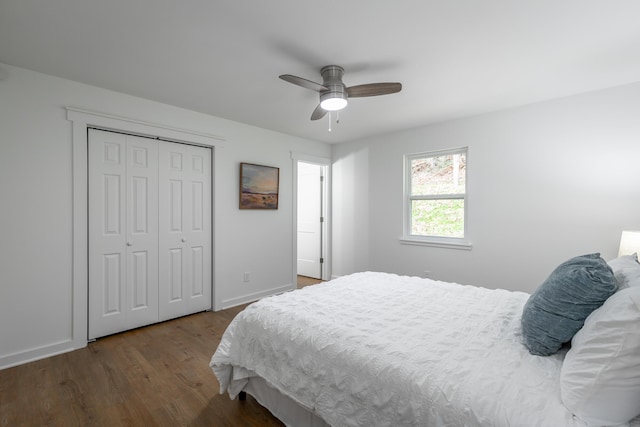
[402,147,470,249]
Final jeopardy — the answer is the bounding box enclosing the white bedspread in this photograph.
[210,272,638,427]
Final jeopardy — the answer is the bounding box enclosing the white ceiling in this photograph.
[1,1,640,144]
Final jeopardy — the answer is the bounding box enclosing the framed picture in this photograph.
[239,162,280,209]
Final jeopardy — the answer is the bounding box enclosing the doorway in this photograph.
[296,159,329,282]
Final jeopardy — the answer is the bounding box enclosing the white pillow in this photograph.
[560,287,640,426]
[608,253,640,290]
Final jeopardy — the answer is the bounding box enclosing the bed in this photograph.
[210,268,640,427]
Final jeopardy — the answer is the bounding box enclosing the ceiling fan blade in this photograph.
[346,82,402,98]
[311,105,327,121]
[279,74,328,92]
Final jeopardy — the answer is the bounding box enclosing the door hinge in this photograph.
[320,258,324,264]
[320,175,324,182]
[320,216,324,223]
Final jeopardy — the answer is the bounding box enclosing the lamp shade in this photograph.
[618,230,640,256]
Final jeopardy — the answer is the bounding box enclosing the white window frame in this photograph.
[400,147,472,250]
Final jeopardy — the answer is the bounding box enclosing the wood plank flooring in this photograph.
[0,277,321,427]
[296,275,323,289]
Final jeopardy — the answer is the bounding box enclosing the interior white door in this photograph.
[297,162,322,279]
[158,141,212,321]
[88,129,159,339]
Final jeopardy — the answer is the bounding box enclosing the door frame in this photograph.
[68,107,224,349]
[291,152,331,286]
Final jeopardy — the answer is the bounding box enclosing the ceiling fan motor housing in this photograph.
[320,65,348,109]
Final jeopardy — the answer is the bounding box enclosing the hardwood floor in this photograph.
[297,275,322,288]
[1,277,325,426]
[0,305,284,427]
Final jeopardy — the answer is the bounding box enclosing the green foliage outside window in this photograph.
[408,150,466,239]
[411,199,464,237]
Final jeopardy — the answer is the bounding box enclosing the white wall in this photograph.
[333,82,640,292]
[4,60,640,369]
[0,63,330,369]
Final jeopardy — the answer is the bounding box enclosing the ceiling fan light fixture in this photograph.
[320,92,348,111]
[320,97,348,111]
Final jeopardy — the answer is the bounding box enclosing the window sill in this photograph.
[399,238,473,250]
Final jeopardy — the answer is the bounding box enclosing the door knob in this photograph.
[181,238,187,243]
[126,241,133,246]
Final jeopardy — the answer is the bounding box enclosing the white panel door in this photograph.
[89,130,159,339]
[158,141,211,321]
[125,135,159,329]
[297,162,322,279]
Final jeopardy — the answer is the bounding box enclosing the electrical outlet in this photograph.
[243,272,250,282]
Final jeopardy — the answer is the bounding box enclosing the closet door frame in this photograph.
[68,108,224,349]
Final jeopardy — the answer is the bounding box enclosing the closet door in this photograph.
[88,130,159,339]
[158,141,212,321]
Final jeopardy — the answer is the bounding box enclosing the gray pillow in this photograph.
[521,253,618,356]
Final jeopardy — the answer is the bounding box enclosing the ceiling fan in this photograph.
[279,65,402,121]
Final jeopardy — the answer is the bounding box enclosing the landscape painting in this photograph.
[239,162,279,209]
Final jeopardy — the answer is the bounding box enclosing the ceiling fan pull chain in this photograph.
[336,110,340,124]
[328,111,332,132]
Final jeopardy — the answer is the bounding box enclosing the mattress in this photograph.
[211,271,639,427]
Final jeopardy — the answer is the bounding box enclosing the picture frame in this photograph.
[239,162,280,209]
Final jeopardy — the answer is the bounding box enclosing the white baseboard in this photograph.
[0,339,86,370]
[219,283,295,310]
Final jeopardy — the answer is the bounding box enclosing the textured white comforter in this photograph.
[210,272,635,427]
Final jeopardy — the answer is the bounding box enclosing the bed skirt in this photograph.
[243,376,330,427]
